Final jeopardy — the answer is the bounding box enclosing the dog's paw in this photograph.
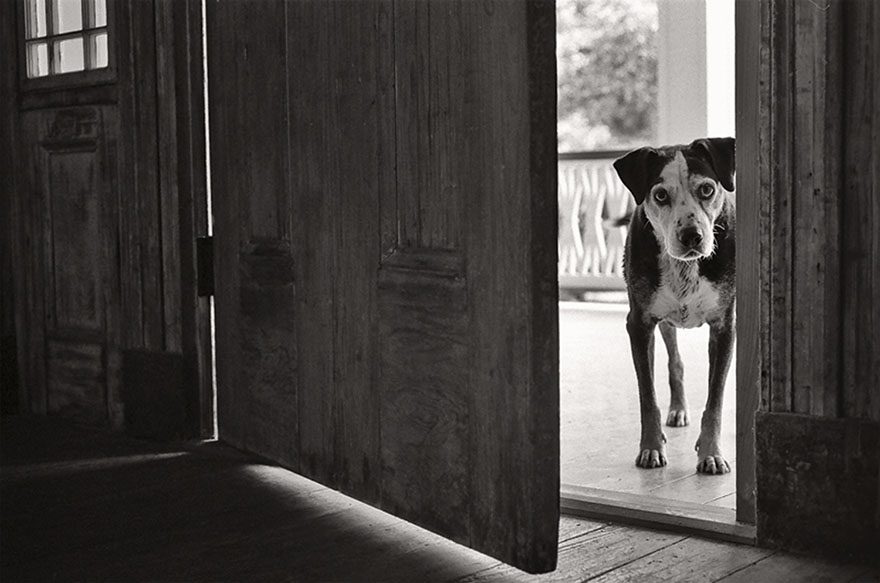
[696,454,730,474]
[635,448,668,469]
[666,408,689,427]
[695,434,730,474]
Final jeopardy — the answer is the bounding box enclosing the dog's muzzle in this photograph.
[678,226,703,250]
[671,226,708,260]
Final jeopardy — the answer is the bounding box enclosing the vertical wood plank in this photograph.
[328,0,382,498]
[0,0,21,413]
[131,0,165,351]
[525,0,561,568]
[842,0,880,422]
[769,0,794,413]
[734,0,766,525]
[377,0,398,255]
[819,2,842,418]
[790,0,842,417]
[155,0,183,353]
[393,0,463,250]
[393,0,429,249]
[872,2,880,423]
[115,0,145,350]
[790,0,817,414]
[287,0,334,484]
[465,0,559,570]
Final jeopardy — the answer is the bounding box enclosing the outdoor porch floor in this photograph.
[560,301,737,509]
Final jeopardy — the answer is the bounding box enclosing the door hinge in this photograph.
[197,236,214,297]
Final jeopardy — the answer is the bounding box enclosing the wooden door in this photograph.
[207,0,559,573]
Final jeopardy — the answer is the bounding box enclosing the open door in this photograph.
[207,0,558,572]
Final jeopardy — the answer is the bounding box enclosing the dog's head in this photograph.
[613,137,735,261]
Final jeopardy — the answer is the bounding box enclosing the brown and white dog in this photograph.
[613,137,736,475]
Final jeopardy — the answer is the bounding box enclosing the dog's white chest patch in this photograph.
[648,255,721,328]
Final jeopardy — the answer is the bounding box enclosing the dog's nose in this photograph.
[678,227,703,249]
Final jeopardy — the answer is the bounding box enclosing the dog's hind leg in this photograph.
[627,312,667,468]
[696,308,735,474]
[659,322,689,427]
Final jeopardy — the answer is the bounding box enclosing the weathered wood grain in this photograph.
[378,258,470,539]
[7,0,210,435]
[130,0,164,351]
[464,0,559,571]
[735,0,768,525]
[209,0,559,572]
[326,0,383,501]
[769,0,794,414]
[457,526,685,583]
[841,0,880,423]
[716,552,871,583]
[155,0,182,354]
[790,0,842,417]
[18,107,119,426]
[589,536,771,583]
[756,412,879,561]
[207,0,299,467]
[284,0,334,483]
[754,0,880,558]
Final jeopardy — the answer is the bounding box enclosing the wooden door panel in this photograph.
[209,0,558,573]
[21,106,118,425]
[45,149,103,332]
[46,340,105,423]
[378,250,470,537]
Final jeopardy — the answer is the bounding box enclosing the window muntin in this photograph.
[24,0,109,78]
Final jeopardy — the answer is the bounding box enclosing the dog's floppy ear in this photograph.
[690,137,735,191]
[613,147,666,205]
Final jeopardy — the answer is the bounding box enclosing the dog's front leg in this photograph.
[627,312,666,468]
[696,309,735,474]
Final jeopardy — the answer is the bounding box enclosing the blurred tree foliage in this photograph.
[557,0,658,152]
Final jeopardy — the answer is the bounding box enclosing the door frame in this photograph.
[559,0,763,542]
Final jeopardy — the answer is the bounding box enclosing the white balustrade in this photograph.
[558,152,632,291]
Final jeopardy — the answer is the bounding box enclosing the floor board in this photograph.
[714,553,873,583]
[588,537,772,583]
[1,416,873,582]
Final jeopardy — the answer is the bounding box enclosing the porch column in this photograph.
[657,0,735,145]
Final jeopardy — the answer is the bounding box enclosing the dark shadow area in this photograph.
[0,416,495,582]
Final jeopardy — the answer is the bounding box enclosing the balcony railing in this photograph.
[558,150,633,291]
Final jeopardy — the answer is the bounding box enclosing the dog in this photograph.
[612,137,736,475]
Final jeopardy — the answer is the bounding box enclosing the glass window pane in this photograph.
[54,0,84,35]
[26,42,49,77]
[53,37,85,74]
[89,31,108,69]
[25,0,47,38]
[93,0,106,27]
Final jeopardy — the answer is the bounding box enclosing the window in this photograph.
[24,0,109,78]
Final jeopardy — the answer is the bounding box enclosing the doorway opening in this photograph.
[556,0,751,540]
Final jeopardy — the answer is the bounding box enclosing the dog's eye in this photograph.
[698,183,715,199]
[653,189,669,204]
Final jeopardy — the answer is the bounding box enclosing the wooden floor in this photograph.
[1,416,874,582]
[560,302,736,508]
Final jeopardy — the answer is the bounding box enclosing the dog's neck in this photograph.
[656,247,702,299]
